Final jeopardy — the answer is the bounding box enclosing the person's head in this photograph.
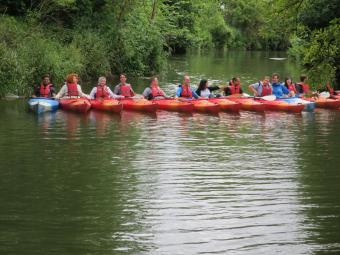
[98,76,106,86]
[198,79,208,91]
[120,73,127,84]
[262,76,270,86]
[272,73,279,83]
[232,77,240,86]
[66,73,79,84]
[284,77,292,86]
[41,74,50,85]
[300,74,308,82]
[150,76,159,87]
[183,75,190,86]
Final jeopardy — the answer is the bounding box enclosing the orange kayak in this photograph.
[227,98,265,112]
[120,98,158,112]
[260,100,304,113]
[90,99,123,113]
[305,97,340,109]
[153,99,194,112]
[59,98,91,113]
[192,99,220,113]
[209,98,241,112]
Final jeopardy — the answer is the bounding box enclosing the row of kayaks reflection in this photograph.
[28,96,340,114]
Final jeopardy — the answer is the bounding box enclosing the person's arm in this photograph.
[142,87,151,99]
[129,85,135,96]
[77,85,90,99]
[175,87,182,97]
[208,86,220,92]
[106,87,121,98]
[191,89,200,99]
[32,85,38,97]
[50,85,56,97]
[89,87,97,99]
[248,84,258,96]
[55,85,67,99]
[113,85,120,95]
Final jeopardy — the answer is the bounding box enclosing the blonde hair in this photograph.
[98,76,106,84]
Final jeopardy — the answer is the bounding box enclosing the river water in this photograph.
[1,51,340,254]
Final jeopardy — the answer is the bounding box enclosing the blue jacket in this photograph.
[272,83,290,98]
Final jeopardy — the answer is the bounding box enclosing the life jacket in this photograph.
[228,85,241,94]
[39,84,52,97]
[66,83,79,97]
[286,84,297,93]
[151,86,165,97]
[261,82,272,96]
[296,82,310,93]
[326,83,334,95]
[96,85,110,99]
[120,84,133,97]
[180,85,192,98]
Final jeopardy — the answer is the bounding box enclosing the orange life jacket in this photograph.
[120,84,134,97]
[287,84,297,93]
[262,84,272,96]
[228,85,241,94]
[151,86,165,97]
[67,83,78,97]
[96,85,110,99]
[39,84,52,97]
[180,85,192,98]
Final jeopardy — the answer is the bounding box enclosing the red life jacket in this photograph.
[39,84,52,97]
[262,84,272,96]
[327,83,334,94]
[302,83,310,93]
[287,84,297,93]
[151,86,165,97]
[180,85,192,98]
[120,84,133,97]
[228,85,241,94]
[96,85,110,99]
[67,83,79,97]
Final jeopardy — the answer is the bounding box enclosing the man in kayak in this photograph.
[224,77,243,96]
[295,75,310,96]
[55,73,90,99]
[113,73,136,98]
[32,74,56,98]
[271,73,295,98]
[89,76,122,99]
[176,75,200,99]
[143,76,169,100]
[248,76,272,97]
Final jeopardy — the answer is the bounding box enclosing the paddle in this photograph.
[242,93,276,101]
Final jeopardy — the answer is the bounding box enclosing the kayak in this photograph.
[260,100,304,113]
[90,99,123,113]
[209,98,241,112]
[153,99,194,112]
[227,98,265,112]
[191,99,220,113]
[28,97,59,114]
[305,97,340,109]
[59,98,91,113]
[120,98,158,112]
[278,97,315,112]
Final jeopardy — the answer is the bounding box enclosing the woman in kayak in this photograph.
[32,74,56,98]
[55,73,90,99]
[143,76,168,100]
[224,77,243,96]
[176,75,200,99]
[195,79,220,98]
[89,76,122,99]
[271,73,294,98]
[284,77,297,94]
[113,73,136,98]
[248,76,272,97]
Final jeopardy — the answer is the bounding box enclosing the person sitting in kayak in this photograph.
[196,79,220,98]
[176,75,200,99]
[295,75,310,96]
[224,77,243,96]
[89,76,122,99]
[271,73,294,98]
[248,76,272,97]
[143,76,169,100]
[55,73,90,99]
[284,77,297,94]
[113,73,136,98]
[32,74,56,98]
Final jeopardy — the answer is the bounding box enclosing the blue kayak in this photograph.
[277,97,315,112]
[28,98,59,114]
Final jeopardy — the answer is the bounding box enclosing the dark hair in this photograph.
[284,77,292,88]
[272,73,279,79]
[42,74,50,79]
[197,79,208,91]
[300,75,307,82]
[120,73,127,77]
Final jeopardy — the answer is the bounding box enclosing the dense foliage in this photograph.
[0,0,339,96]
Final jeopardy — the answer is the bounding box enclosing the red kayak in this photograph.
[59,98,91,113]
[153,99,194,112]
[191,99,220,113]
[209,98,241,112]
[120,98,158,112]
[305,97,340,109]
[90,99,123,113]
[260,100,304,113]
[227,98,265,112]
